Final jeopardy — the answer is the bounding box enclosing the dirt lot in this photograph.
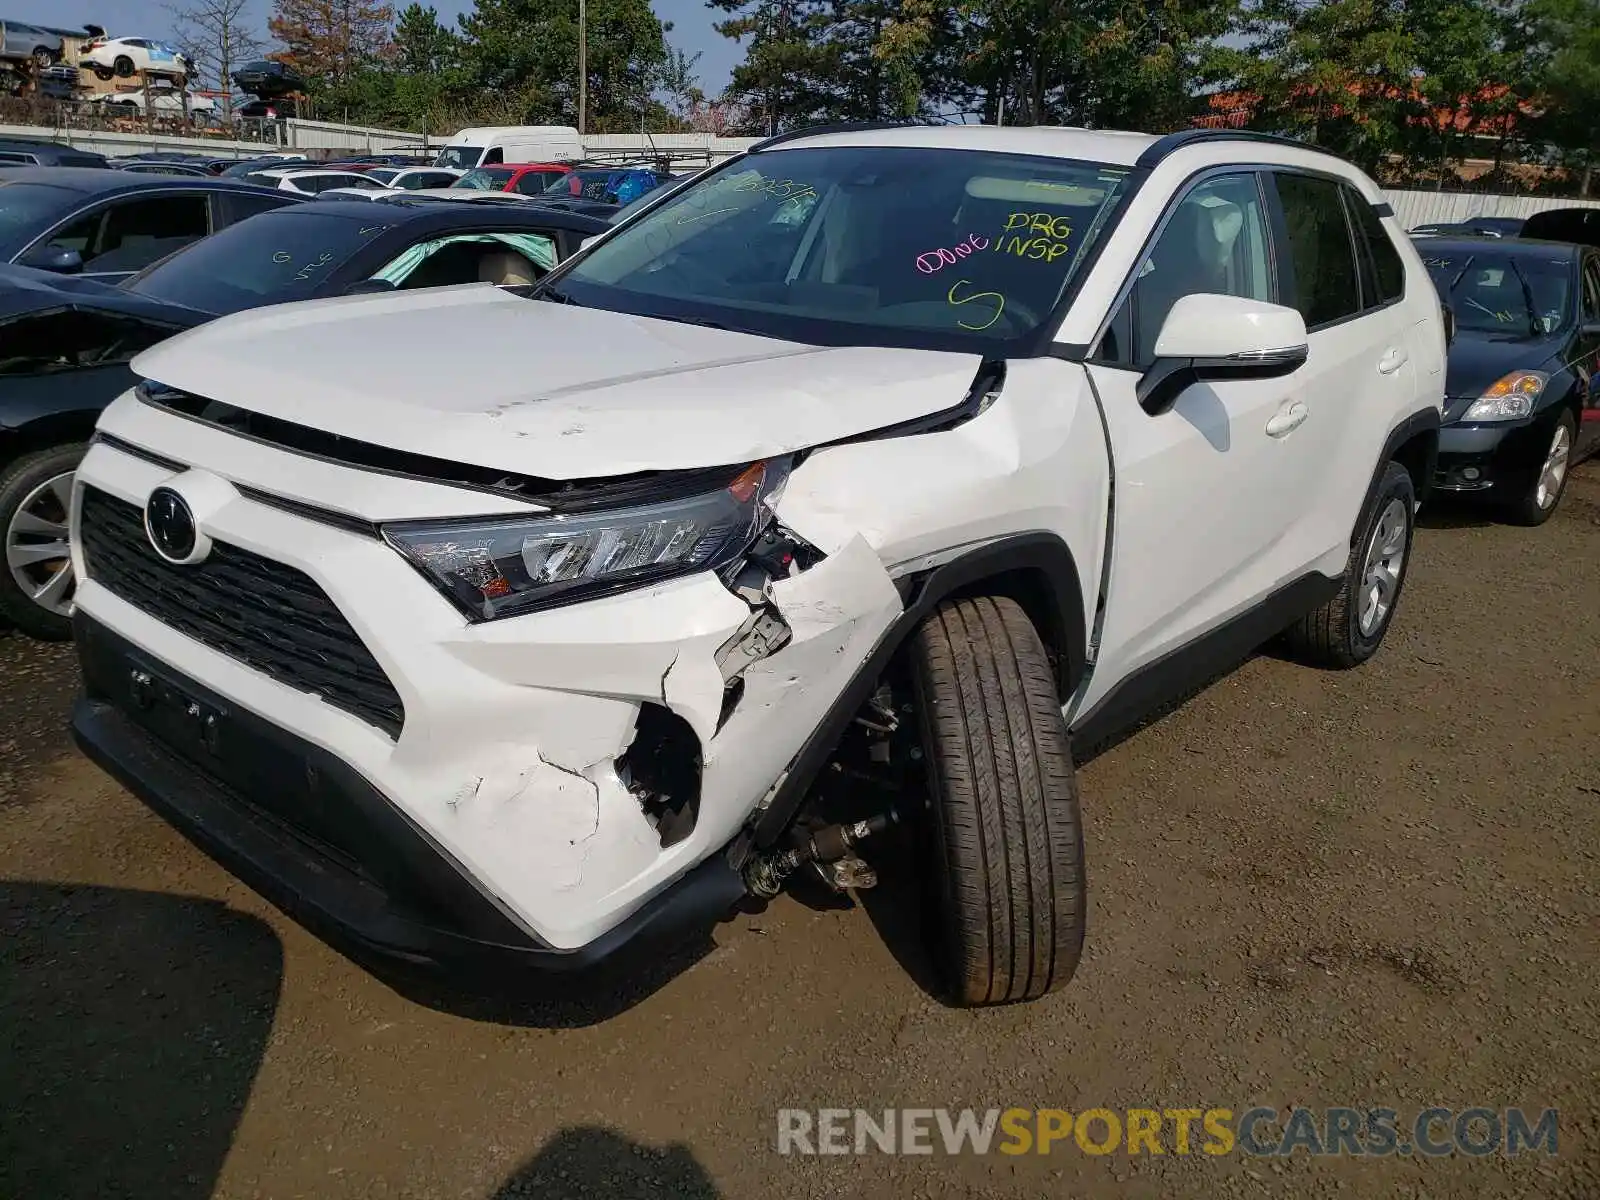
[3,467,1599,1200]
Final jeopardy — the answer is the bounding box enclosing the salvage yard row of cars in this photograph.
[3,124,1600,1010]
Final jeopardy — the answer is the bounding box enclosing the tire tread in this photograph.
[911,595,1084,1006]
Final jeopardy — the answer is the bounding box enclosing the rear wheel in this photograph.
[1505,410,1574,527]
[113,54,135,77]
[93,65,114,81]
[1282,459,1415,669]
[0,444,83,641]
[32,47,56,69]
[908,595,1085,1007]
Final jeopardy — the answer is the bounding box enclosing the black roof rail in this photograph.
[1135,128,1316,170]
[748,119,938,153]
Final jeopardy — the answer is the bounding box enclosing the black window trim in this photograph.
[1581,254,1600,322]
[1264,166,1396,335]
[1340,180,1407,313]
[1084,163,1281,372]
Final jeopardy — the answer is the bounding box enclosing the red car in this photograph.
[450,163,573,196]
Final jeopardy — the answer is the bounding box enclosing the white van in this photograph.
[433,126,582,170]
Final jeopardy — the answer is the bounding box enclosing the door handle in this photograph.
[1378,347,1409,375]
[1265,401,1309,438]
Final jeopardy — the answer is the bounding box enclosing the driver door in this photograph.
[1077,171,1314,716]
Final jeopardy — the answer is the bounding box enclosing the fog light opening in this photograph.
[618,703,702,849]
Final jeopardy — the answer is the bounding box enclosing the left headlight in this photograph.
[384,459,790,621]
[1462,370,1547,421]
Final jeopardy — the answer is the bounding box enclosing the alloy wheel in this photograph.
[5,470,75,617]
[1358,497,1408,637]
[1535,422,1571,511]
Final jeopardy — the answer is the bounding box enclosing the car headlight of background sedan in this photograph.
[1462,371,1547,421]
[384,458,790,620]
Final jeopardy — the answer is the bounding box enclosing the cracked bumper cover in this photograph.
[68,431,907,966]
[71,614,750,972]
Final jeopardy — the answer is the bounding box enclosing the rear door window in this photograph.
[1272,173,1362,328]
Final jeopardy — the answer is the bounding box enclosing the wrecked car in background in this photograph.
[68,125,1444,1006]
[0,195,607,639]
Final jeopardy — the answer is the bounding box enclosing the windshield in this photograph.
[125,209,392,313]
[553,146,1133,350]
[454,167,513,191]
[1421,249,1573,335]
[435,145,483,170]
[0,182,77,248]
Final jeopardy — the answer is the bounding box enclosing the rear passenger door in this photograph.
[1266,170,1415,574]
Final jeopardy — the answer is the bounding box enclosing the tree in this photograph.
[1224,0,1418,173]
[268,0,395,85]
[456,0,669,131]
[1525,0,1600,193]
[393,2,456,75]
[659,46,703,124]
[164,0,263,115]
[1404,0,1528,187]
[711,0,842,132]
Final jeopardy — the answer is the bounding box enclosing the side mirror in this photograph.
[343,278,397,296]
[1138,293,1309,416]
[25,245,84,275]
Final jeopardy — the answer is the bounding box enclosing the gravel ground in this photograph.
[3,466,1598,1200]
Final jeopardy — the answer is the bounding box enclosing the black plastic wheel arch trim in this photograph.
[1357,407,1441,539]
[748,531,1087,849]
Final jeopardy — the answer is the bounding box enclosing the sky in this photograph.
[11,0,740,91]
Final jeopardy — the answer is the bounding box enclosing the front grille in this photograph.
[78,487,405,737]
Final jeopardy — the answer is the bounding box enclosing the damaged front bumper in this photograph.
[71,616,749,973]
[69,416,906,965]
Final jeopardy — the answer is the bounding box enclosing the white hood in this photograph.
[132,285,984,479]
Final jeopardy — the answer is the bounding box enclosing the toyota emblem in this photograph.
[145,486,201,563]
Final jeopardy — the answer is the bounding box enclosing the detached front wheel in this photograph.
[908,595,1085,1006]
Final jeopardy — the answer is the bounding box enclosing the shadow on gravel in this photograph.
[1417,499,1497,529]
[347,932,725,1030]
[0,882,282,1200]
[490,1126,720,1199]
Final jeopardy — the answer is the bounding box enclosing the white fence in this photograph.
[9,119,763,164]
[1381,189,1600,229]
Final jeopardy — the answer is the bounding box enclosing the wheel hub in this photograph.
[1536,422,1571,511]
[1358,497,1408,637]
[5,470,75,617]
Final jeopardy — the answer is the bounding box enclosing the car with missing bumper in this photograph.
[69,125,1444,1006]
[1419,236,1600,523]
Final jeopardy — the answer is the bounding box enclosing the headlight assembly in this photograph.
[383,459,791,620]
[1462,371,1547,421]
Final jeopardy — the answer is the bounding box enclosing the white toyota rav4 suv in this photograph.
[70,126,1445,1006]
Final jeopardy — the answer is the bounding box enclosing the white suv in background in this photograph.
[70,126,1445,1007]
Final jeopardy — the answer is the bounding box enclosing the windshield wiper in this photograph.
[1505,259,1542,336]
[532,284,584,306]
